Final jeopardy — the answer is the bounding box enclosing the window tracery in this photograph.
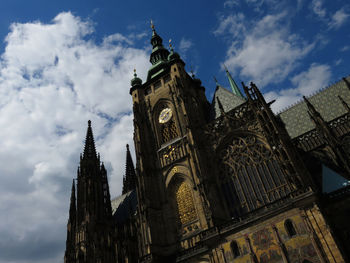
[219,135,291,216]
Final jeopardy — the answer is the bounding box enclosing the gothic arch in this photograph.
[165,165,194,189]
[167,172,198,229]
[215,131,291,216]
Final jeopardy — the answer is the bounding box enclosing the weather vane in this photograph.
[169,39,172,48]
[150,19,154,30]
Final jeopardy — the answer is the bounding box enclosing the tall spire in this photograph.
[122,144,137,194]
[69,179,76,219]
[224,65,244,98]
[83,120,97,159]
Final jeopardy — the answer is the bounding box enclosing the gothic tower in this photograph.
[64,121,116,263]
[130,24,225,261]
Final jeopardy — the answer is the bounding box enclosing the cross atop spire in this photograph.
[83,120,97,160]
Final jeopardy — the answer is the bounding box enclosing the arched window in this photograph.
[285,219,297,237]
[230,241,240,258]
[218,135,291,217]
[173,180,197,226]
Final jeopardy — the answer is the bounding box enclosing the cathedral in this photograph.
[64,25,350,263]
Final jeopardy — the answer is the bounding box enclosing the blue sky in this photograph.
[0,0,349,262]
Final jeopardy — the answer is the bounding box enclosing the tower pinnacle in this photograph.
[122,144,137,194]
[83,120,97,160]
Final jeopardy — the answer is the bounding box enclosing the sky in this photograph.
[0,0,349,262]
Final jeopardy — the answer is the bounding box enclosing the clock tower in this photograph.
[130,25,225,261]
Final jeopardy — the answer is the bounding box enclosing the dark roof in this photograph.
[111,190,137,225]
[279,76,350,138]
[211,85,246,119]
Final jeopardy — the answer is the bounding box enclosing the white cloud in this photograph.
[335,58,342,66]
[340,45,350,52]
[213,13,246,39]
[310,0,326,18]
[216,12,315,86]
[179,38,193,54]
[328,7,349,29]
[0,12,149,262]
[224,0,240,8]
[265,63,331,112]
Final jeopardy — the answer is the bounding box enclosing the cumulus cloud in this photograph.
[265,63,331,112]
[216,12,315,86]
[0,12,148,262]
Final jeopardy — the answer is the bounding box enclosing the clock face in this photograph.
[159,108,172,123]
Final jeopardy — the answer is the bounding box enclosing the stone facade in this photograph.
[64,27,350,263]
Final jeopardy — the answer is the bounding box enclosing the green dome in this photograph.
[131,71,142,87]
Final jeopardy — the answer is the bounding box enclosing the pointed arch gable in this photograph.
[165,165,193,189]
[215,131,291,216]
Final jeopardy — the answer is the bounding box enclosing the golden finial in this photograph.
[150,19,155,30]
[169,39,172,48]
[133,68,137,77]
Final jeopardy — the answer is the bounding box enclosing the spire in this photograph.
[224,65,244,98]
[122,144,137,194]
[168,39,180,61]
[83,120,97,159]
[131,69,142,87]
[149,21,170,65]
[69,179,76,221]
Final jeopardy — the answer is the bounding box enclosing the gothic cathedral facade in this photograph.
[65,26,350,263]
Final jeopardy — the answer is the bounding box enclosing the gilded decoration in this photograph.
[175,181,197,225]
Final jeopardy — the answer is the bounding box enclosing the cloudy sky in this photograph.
[0,0,349,262]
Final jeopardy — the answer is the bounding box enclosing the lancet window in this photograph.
[219,135,291,217]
